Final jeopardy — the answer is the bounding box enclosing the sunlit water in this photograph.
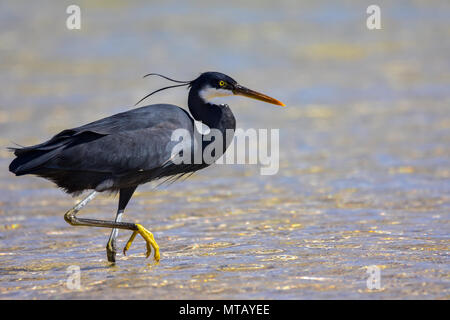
[0,1,449,299]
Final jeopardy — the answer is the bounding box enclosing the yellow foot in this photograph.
[123,224,160,261]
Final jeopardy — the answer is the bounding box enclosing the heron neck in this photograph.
[188,87,236,162]
[188,89,235,132]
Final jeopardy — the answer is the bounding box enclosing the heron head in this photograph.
[191,71,285,106]
[135,71,285,107]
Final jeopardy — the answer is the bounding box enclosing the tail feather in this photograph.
[8,136,74,175]
[9,147,63,175]
[9,129,106,176]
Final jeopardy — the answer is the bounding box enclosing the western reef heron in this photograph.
[9,71,284,263]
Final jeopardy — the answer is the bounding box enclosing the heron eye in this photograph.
[219,81,225,87]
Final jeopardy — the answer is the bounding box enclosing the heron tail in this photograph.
[8,146,62,175]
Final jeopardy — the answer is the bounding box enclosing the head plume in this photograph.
[135,73,193,106]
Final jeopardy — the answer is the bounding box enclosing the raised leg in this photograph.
[106,187,136,263]
[63,189,160,262]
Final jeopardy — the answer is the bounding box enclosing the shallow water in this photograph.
[0,1,449,299]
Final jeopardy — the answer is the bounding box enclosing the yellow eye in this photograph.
[219,80,225,87]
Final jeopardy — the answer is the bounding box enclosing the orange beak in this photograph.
[233,84,285,106]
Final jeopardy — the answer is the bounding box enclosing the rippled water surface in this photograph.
[0,1,449,299]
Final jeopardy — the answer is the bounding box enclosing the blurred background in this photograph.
[0,0,449,299]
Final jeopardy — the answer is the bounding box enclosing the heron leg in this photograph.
[63,189,160,262]
[105,208,123,263]
[106,187,136,263]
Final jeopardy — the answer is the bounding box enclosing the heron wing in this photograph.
[46,123,187,174]
[9,104,194,175]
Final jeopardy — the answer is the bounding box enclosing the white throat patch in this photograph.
[199,85,233,103]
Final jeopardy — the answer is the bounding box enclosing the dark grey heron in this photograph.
[9,71,284,263]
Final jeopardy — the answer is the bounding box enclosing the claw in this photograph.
[123,224,160,261]
[106,238,117,263]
